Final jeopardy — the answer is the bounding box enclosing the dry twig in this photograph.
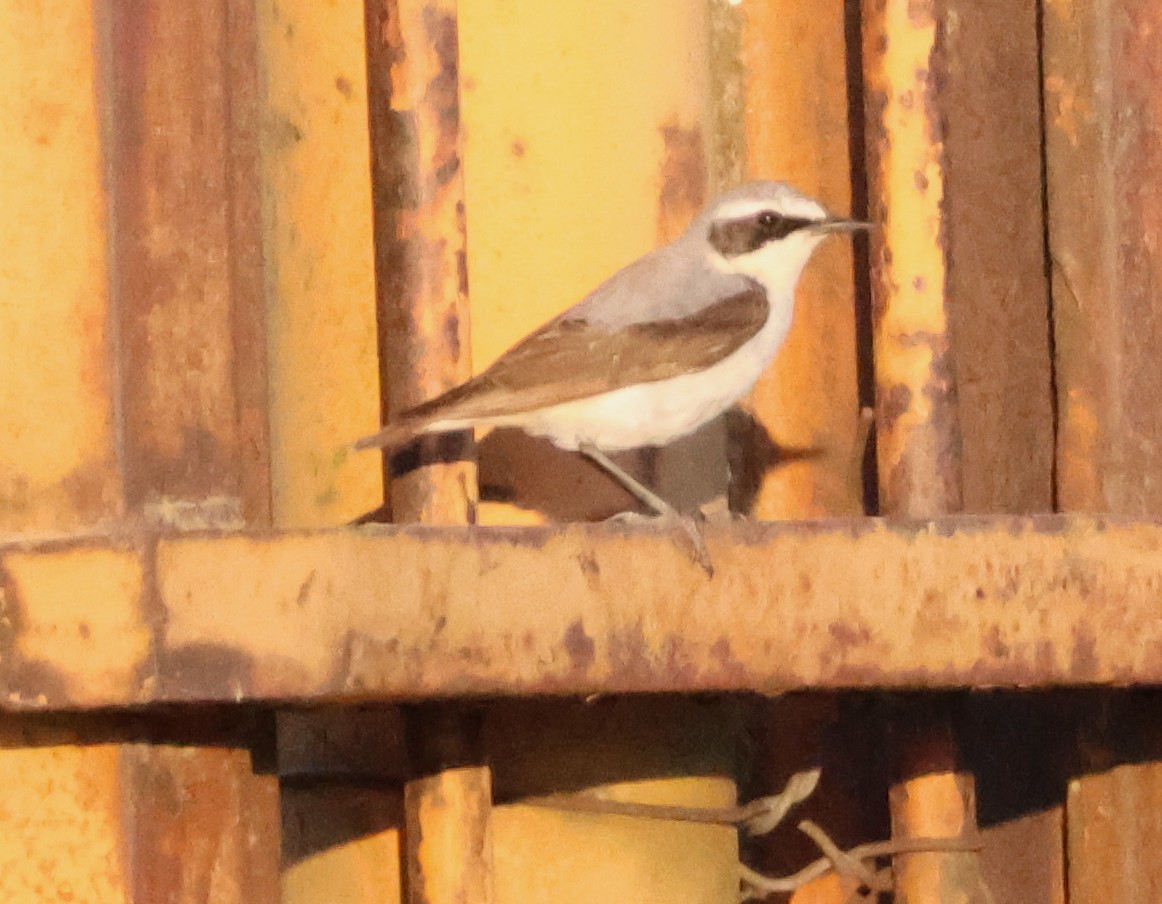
[522,768,820,833]
[739,822,981,901]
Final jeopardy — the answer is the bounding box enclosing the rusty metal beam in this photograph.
[364,0,475,524]
[364,3,489,903]
[0,515,1160,710]
[861,3,987,901]
[1044,1,1162,517]
[862,0,962,519]
[108,0,270,527]
[1043,4,1162,901]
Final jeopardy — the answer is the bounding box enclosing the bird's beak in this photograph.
[811,216,874,235]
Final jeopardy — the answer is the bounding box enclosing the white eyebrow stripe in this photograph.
[713,196,830,223]
[713,200,776,221]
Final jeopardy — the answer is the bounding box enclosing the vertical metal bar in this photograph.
[889,714,988,904]
[940,0,1053,515]
[364,0,476,525]
[364,3,490,903]
[1043,1,1162,514]
[404,708,493,904]
[937,2,1061,901]
[122,715,281,904]
[110,0,269,529]
[735,0,864,521]
[1043,3,1162,900]
[862,0,962,519]
[103,0,282,897]
[861,3,987,903]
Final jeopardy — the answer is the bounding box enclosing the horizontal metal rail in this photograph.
[1,514,1157,710]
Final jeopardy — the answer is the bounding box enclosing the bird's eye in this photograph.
[758,211,779,230]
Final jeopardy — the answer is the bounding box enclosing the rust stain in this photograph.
[365,0,475,525]
[657,120,706,243]
[828,621,872,649]
[6,517,1162,708]
[864,0,962,518]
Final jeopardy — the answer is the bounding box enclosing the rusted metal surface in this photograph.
[0,711,280,903]
[1066,763,1162,904]
[862,0,962,518]
[403,708,494,904]
[405,767,493,904]
[366,6,489,904]
[0,743,130,898]
[890,716,991,904]
[1,515,1161,708]
[1044,1,1162,515]
[978,811,1065,904]
[364,0,476,524]
[108,0,270,527]
[123,740,281,903]
[938,2,1061,899]
[863,5,983,900]
[1044,4,1162,898]
[941,0,1053,514]
[1,3,276,901]
[101,4,282,900]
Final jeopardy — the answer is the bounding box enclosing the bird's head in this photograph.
[698,181,869,291]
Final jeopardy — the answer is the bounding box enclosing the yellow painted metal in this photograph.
[0,1,120,536]
[3,548,147,708]
[407,767,496,904]
[256,5,403,902]
[494,777,739,904]
[863,0,961,516]
[258,0,382,529]
[458,0,710,525]
[0,6,135,902]
[740,1,862,519]
[282,786,404,904]
[457,6,737,903]
[0,746,128,902]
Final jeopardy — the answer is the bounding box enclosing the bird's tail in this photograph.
[350,420,423,452]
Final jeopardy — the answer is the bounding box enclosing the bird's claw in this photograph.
[605,510,714,577]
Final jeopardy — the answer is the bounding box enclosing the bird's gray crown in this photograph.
[696,180,829,258]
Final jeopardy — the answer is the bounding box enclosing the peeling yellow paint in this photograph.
[5,548,147,705]
[0,0,120,535]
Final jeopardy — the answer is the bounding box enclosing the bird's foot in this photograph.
[697,495,739,526]
[606,509,714,577]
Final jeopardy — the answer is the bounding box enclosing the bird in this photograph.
[354,181,868,566]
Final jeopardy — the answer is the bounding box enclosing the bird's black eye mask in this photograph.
[708,210,817,256]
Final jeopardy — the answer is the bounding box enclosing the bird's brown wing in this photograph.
[354,287,768,450]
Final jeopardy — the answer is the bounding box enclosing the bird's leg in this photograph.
[578,443,713,575]
[578,443,675,516]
